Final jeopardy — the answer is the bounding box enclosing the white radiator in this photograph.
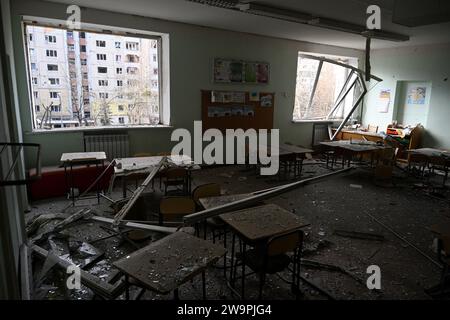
[312,123,331,147]
[84,133,129,161]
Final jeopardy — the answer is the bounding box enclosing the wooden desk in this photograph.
[320,140,389,167]
[199,193,253,210]
[60,152,107,205]
[221,203,308,243]
[279,143,313,155]
[113,231,226,299]
[332,129,383,143]
[220,203,308,298]
[408,148,450,185]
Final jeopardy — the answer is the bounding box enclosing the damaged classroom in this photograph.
[1,0,450,304]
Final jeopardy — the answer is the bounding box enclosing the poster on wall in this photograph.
[260,93,273,107]
[407,86,427,105]
[213,59,231,83]
[213,58,270,84]
[377,89,391,113]
[256,63,269,84]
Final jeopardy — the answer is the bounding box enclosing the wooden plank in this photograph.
[60,152,107,162]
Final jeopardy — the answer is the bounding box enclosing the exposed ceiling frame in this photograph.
[186,0,410,42]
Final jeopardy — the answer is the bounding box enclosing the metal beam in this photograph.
[326,72,357,119]
[305,60,323,119]
[183,167,355,225]
[330,74,367,141]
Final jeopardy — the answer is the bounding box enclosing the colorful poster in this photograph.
[260,94,273,107]
[244,62,257,83]
[213,59,230,82]
[256,63,269,84]
[231,92,246,103]
[229,61,243,82]
[407,87,426,105]
[243,106,255,116]
[377,89,391,113]
[249,91,260,102]
[231,106,244,116]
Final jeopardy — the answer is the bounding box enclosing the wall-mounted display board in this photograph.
[213,58,270,84]
[201,90,275,131]
[201,90,274,132]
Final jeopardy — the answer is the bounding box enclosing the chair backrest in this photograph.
[192,183,221,202]
[165,167,188,180]
[368,124,379,133]
[160,197,196,221]
[267,230,304,256]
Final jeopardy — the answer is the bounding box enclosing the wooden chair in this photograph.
[162,167,188,195]
[192,183,225,242]
[237,229,304,299]
[367,124,379,133]
[159,196,195,224]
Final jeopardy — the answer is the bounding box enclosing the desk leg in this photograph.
[122,177,127,199]
[96,162,100,204]
[202,271,206,300]
[125,274,130,300]
[230,234,236,286]
[241,242,246,300]
[70,163,75,206]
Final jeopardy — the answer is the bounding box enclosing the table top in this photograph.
[408,148,450,159]
[60,152,107,163]
[337,129,383,138]
[320,140,386,152]
[113,231,226,294]
[279,143,314,155]
[199,193,254,210]
[220,203,309,242]
[114,154,199,175]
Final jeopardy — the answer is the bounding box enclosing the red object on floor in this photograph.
[28,162,113,201]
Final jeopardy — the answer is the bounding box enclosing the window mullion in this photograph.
[305,60,323,118]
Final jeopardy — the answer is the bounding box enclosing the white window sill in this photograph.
[26,124,173,135]
[291,119,341,123]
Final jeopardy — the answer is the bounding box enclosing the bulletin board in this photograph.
[201,90,275,132]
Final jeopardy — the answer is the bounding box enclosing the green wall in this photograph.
[362,43,450,148]
[11,0,363,167]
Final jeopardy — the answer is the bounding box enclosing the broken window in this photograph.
[293,53,359,121]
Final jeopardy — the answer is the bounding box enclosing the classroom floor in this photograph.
[27,159,450,300]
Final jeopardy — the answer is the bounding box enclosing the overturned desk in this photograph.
[113,231,226,299]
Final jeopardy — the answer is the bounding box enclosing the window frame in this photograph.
[292,53,359,123]
[22,17,168,132]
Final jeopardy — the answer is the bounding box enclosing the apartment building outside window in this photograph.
[46,50,57,57]
[49,92,59,99]
[126,42,139,50]
[45,35,56,43]
[49,78,60,85]
[47,64,58,71]
[24,23,163,130]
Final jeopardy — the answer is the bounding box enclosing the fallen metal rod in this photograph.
[113,157,167,225]
[91,215,177,234]
[366,212,442,269]
[183,167,355,225]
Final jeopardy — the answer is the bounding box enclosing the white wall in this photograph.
[11,0,364,166]
[363,43,450,148]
